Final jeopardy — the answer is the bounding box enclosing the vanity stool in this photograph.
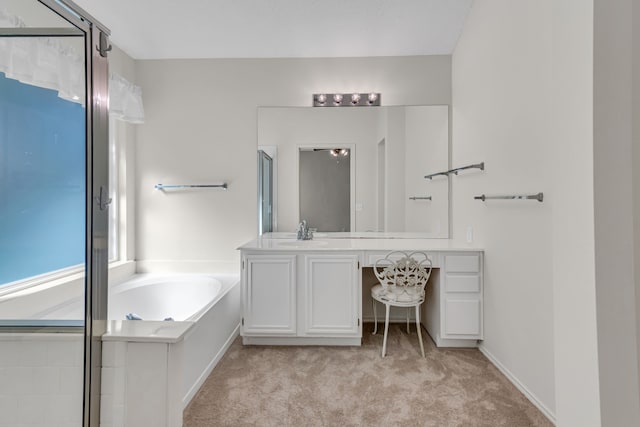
[371,251,433,357]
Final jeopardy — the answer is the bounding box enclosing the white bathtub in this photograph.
[38,273,235,322]
[99,272,241,426]
[109,273,224,321]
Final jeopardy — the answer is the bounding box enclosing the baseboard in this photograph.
[479,345,556,425]
[182,323,240,408]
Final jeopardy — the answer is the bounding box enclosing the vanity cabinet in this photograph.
[242,254,297,335]
[241,252,361,345]
[239,237,484,348]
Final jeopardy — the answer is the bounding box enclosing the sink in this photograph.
[266,232,328,239]
[275,240,329,248]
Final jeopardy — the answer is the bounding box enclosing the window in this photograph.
[108,119,119,262]
[0,71,86,286]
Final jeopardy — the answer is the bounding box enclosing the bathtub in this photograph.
[99,273,241,426]
[109,273,225,321]
[38,273,236,323]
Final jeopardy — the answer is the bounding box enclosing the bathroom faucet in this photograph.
[297,220,313,240]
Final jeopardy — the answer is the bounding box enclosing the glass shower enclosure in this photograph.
[0,1,110,425]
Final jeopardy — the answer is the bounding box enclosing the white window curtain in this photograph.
[0,8,145,124]
[109,73,145,124]
[0,8,85,105]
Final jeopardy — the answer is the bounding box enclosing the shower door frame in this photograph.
[0,1,110,425]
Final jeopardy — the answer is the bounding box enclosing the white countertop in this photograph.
[238,234,483,252]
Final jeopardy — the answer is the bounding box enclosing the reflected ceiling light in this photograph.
[313,93,381,107]
[330,148,349,157]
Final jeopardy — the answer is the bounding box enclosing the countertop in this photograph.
[238,233,483,252]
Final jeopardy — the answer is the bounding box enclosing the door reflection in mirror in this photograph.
[299,148,351,232]
[258,149,274,234]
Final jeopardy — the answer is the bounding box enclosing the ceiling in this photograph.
[72,0,473,60]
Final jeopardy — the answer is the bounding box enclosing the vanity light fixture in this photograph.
[313,93,381,107]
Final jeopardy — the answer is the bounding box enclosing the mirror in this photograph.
[257,105,450,238]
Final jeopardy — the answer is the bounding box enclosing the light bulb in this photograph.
[351,93,361,104]
[316,94,326,104]
[333,93,343,104]
[368,93,378,104]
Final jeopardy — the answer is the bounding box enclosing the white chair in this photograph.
[371,251,433,357]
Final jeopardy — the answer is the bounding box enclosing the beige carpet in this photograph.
[184,324,552,427]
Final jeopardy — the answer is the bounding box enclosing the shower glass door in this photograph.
[0,1,109,425]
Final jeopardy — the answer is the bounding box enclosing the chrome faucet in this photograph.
[297,220,313,240]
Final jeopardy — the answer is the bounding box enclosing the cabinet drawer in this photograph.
[445,255,480,273]
[445,275,480,293]
[367,252,438,268]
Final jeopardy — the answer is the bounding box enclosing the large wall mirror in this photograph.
[257,105,450,238]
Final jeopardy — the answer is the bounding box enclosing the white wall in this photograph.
[593,0,640,424]
[549,1,601,424]
[454,0,640,424]
[134,56,451,271]
[452,0,598,422]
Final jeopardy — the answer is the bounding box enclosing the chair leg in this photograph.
[372,299,378,335]
[406,308,410,334]
[382,304,390,357]
[415,305,425,358]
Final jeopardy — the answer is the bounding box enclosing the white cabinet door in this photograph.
[302,254,360,336]
[243,255,297,335]
[444,299,481,336]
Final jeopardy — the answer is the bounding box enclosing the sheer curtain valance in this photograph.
[0,8,85,105]
[0,8,145,124]
[109,73,145,124]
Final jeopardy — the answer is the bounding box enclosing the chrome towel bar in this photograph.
[409,196,432,201]
[474,192,543,202]
[424,162,485,180]
[155,183,228,190]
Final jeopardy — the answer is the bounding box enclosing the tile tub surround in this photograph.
[184,323,551,427]
[0,334,83,426]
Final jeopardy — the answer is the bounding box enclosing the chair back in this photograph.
[373,251,433,302]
